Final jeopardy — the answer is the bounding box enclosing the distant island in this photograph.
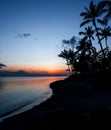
[0,70,67,77]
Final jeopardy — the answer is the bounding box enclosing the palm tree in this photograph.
[98,26,111,51]
[75,38,89,73]
[76,37,96,59]
[105,1,111,21]
[67,49,76,73]
[58,49,72,74]
[76,38,87,55]
[79,26,95,45]
[79,26,98,61]
[101,1,111,21]
[80,1,107,57]
[76,37,99,73]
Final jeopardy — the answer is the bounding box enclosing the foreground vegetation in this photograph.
[59,1,111,75]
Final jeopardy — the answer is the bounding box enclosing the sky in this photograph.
[0,0,107,74]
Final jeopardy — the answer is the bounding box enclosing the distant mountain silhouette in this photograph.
[0,70,67,77]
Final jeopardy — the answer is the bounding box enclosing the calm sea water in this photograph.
[0,76,65,121]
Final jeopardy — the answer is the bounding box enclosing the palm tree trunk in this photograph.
[89,37,97,61]
[66,59,72,74]
[93,21,105,58]
[105,38,109,52]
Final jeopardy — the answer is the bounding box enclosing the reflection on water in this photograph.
[0,81,3,89]
[0,76,65,121]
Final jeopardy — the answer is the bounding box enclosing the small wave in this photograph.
[0,104,27,118]
[0,92,52,122]
[0,97,39,121]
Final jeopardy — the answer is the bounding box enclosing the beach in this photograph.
[0,0,111,129]
[0,73,111,129]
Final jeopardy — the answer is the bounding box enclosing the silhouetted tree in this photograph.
[80,1,107,57]
[101,1,111,22]
[59,0,111,75]
[75,38,96,73]
[79,26,95,44]
[79,26,97,60]
[98,26,111,52]
[58,50,72,74]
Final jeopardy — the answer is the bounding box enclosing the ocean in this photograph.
[0,76,65,122]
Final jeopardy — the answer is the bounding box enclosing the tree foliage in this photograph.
[59,0,111,75]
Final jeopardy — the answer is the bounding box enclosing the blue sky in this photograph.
[0,0,106,73]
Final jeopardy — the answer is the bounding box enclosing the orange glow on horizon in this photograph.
[2,64,66,75]
[46,68,64,74]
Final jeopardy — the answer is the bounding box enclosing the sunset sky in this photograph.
[0,0,105,74]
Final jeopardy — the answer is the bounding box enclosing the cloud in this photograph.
[16,33,31,38]
[0,63,7,68]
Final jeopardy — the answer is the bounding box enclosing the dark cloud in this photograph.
[0,63,7,68]
[16,33,31,38]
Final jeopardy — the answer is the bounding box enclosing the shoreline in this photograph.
[0,75,111,129]
[0,93,52,122]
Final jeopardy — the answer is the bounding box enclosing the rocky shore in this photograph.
[0,73,111,130]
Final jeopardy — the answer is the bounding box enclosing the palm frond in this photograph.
[96,1,107,14]
[92,36,95,41]
[105,11,111,20]
[80,12,88,16]
[79,31,86,35]
[80,20,91,27]
[97,19,107,25]
[85,7,90,14]
[84,14,92,20]
[90,1,96,15]
[98,9,107,16]
[100,37,104,41]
